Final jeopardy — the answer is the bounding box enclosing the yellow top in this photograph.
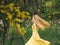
[25,23,50,45]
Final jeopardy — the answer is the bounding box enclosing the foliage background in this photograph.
[0,0,60,45]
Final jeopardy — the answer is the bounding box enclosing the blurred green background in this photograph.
[0,0,60,45]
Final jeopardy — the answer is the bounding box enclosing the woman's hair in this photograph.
[32,15,50,30]
[34,11,39,15]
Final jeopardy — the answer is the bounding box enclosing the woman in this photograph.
[25,15,51,45]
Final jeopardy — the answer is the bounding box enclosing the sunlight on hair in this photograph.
[32,15,51,30]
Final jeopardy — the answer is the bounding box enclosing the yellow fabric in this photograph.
[25,24,50,45]
[25,31,50,45]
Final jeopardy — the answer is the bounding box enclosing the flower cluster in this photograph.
[0,2,31,36]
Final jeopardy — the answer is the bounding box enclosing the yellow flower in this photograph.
[45,1,53,7]
[16,23,20,28]
[7,15,12,20]
[9,3,14,7]
[22,15,26,18]
[48,15,51,18]
[22,11,25,14]
[28,16,31,19]
[10,21,14,27]
[17,29,21,33]
[26,12,30,15]
[0,10,4,13]
[16,24,26,36]
[6,12,10,15]
[17,12,21,17]
[16,24,21,34]
[9,7,13,11]
[15,9,20,12]
[20,27,26,36]
[20,13,26,18]
[20,19,24,22]
[6,12,12,20]
[15,18,20,22]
